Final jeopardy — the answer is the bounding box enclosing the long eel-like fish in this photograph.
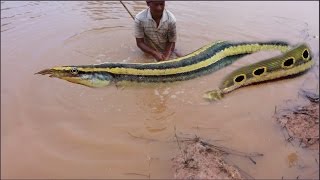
[203,43,314,101]
[35,41,314,100]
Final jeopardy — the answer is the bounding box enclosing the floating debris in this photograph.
[171,133,262,179]
[172,138,244,179]
[275,90,319,148]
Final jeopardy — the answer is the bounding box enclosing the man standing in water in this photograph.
[134,0,178,61]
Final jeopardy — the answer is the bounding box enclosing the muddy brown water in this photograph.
[1,1,319,179]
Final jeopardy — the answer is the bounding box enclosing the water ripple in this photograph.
[64,25,127,43]
[79,1,127,21]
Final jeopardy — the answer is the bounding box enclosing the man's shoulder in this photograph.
[135,9,148,22]
[165,9,176,23]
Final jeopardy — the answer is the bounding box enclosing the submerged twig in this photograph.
[73,49,95,58]
[232,164,254,180]
[191,125,218,130]
[172,132,260,179]
[127,131,158,142]
[198,139,263,165]
[174,126,187,162]
[248,157,256,165]
[124,172,150,178]
[174,132,263,166]
[299,89,319,103]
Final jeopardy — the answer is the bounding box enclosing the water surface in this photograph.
[1,1,319,179]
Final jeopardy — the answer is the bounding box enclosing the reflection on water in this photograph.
[1,1,319,179]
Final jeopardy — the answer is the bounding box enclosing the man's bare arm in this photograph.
[136,38,164,61]
[163,42,175,60]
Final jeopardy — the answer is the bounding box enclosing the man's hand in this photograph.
[136,38,177,61]
[163,53,171,61]
[153,51,165,61]
[162,42,175,61]
[136,38,165,61]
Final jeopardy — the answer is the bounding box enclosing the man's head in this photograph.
[146,1,165,19]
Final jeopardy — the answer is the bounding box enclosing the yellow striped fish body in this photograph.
[36,41,290,87]
[203,44,314,101]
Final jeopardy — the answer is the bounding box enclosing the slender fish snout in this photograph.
[35,69,54,75]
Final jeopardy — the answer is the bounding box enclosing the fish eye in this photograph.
[70,67,78,75]
[302,49,310,60]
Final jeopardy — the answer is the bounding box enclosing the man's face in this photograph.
[148,1,165,18]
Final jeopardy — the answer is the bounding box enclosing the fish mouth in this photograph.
[35,69,53,76]
[35,68,65,78]
[35,67,113,88]
[35,69,55,77]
